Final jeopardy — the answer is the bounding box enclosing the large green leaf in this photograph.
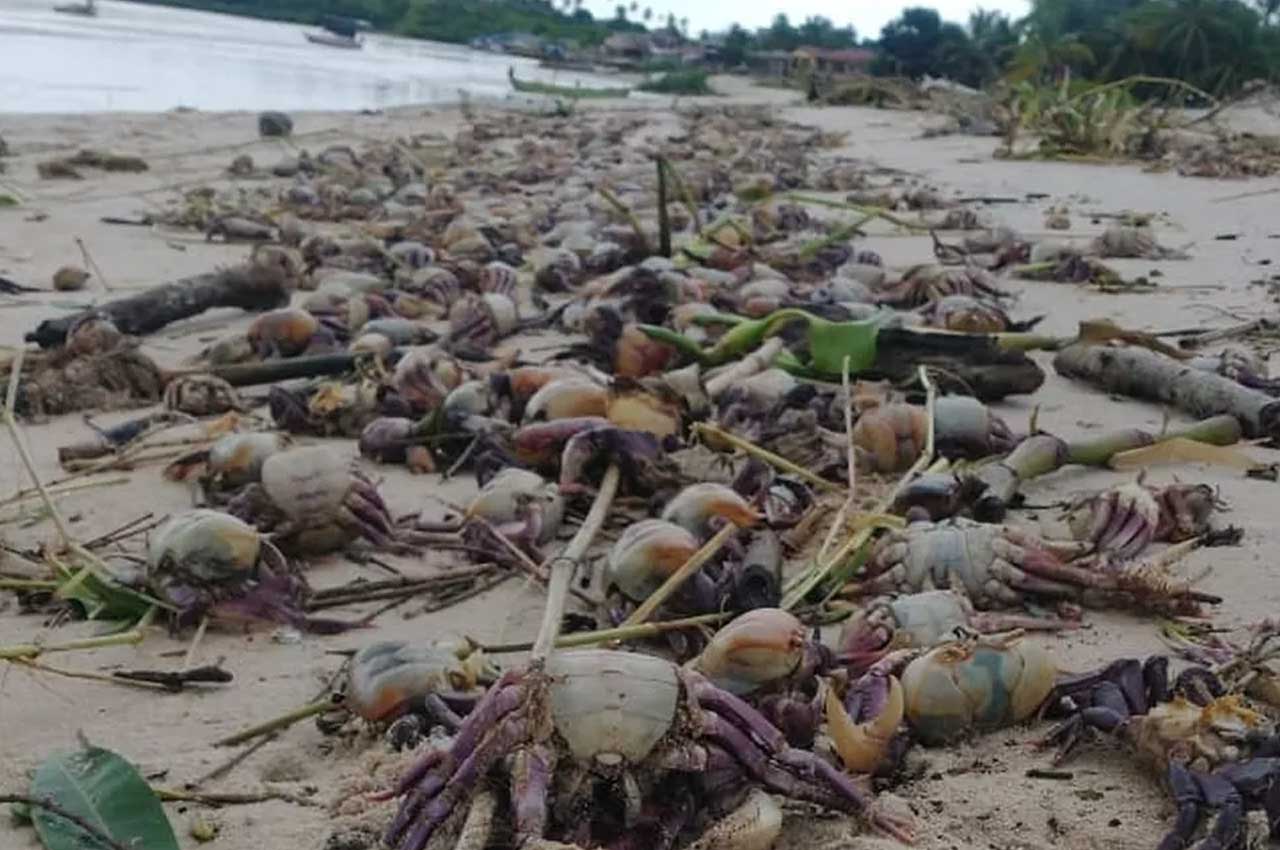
[30,745,179,850]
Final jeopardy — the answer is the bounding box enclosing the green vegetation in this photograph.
[872,0,1280,95]
[638,69,714,95]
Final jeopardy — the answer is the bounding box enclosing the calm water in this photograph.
[0,0,629,112]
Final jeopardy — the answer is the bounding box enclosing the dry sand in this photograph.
[3,77,1280,850]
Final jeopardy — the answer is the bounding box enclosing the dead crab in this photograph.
[145,509,347,632]
[1065,481,1221,559]
[225,445,398,555]
[1042,654,1280,850]
[345,639,500,748]
[872,264,1010,309]
[163,373,242,416]
[406,468,564,558]
[852,396,1017,474]
[918,295,1041,335]
[379,648,915,850]
[838,589,1078,676]
[844,518,1214,615]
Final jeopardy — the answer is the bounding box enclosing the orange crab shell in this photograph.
[660,482,763,535]
[694,608,807,695]
[607,519,701,603]
[852,404,928,474]
[247,308,319,357]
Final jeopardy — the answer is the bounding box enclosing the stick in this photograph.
[656,156,671,258]
[620,522,736,628]
[0,794,130,850]
[782,366,936,609]
[0,630,144,660]
[182,616,208,671]
[152,787,318,808]
[532,465,620,660]
[10,657,170,691]
[75,236,112,293]
[213,698,337,747]
[816,354,859,567]
[692,422,840,493]
[596,186,650,256]
[480,612,730,654]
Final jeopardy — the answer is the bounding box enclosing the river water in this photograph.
[0,0,631,113]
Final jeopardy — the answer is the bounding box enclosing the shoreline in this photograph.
[3,86,1280,850]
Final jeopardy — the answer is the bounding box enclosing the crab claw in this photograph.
[522,378,609,424]
[827,667,905,775]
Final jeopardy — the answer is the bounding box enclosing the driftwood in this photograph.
[26,263,291,348]
[968,415,1243,521]
[872,327,1046,401]
[1054,343,1280,439]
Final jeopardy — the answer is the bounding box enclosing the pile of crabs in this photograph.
[38,105,1280,850]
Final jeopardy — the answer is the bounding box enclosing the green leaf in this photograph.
[0,194,18,208]
[30,745,179,850]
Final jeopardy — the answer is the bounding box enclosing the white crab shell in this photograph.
[261,445,354,522]
[147,509,261,582]
[545,650,679,765]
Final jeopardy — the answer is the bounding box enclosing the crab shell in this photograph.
[260,445,357,523]
[208,432,290,487]
[247,308,320,358]
[692,608,806,695]
[147,509,262,582]
[840,590,970,661]
[465,468,563,544]
[660,482,762,536]
[448,292,518,347]
[522,378,608,423]
[606,519,700,604]
[545,649,681,764]
[392,347,464,413]
[900,636,1056,745]
[346,640,494,722]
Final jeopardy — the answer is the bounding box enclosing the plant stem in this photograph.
[481,612,730,654]
[621,523,736,627]
[692,422,840,493]
[0,629,144,660]
[213,698,338,748]
[532,464,620,661]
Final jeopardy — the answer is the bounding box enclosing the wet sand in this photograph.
[4,77,1280,849]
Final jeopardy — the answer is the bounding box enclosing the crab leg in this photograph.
[376,679,524,801]
[1158,763,1243,850]
[511,744,556,846]
[393,713,529,850]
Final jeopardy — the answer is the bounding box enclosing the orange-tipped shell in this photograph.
[606,519,700,603]
[661,482,762,534]
[523,378,609,423]
[695,608,805,694]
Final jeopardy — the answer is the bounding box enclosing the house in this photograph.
[746,50,792,77]
[790,47,876,77]
[602,33,652,61]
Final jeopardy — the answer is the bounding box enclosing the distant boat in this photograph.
[306,15,363,49]
[53,0,95,16]
[305,31,362,49]
[508,67,630,99]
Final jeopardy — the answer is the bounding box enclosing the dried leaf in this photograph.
[1110,437,1263,472]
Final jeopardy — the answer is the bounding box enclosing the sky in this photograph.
[580,0,1031,39]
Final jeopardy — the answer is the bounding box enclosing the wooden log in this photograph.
[26,263,291,348]
[1054,342,1280,439]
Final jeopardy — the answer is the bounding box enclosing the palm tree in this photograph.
[642,6,652,23]
[629,1,638,13]
[679,16,688,35]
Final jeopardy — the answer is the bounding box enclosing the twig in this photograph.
[596,186,650,255]
[656,156,672,258]
[480,611,730,654]
[704,338,784,399]
[153,786,319,807]
[782,365,937,609]
[532,464,620,661]
[817,354,859,567]
[75,236,112,292]
[692,422,839,493]
[0,793,130,850]
[182,616,208,672]
[620,522,736,628]
[0,630,143,660]
[10,657,170,691]
[213,697,340,747]
[187,732,274,789]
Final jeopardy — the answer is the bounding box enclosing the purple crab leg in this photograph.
[512,744,555,846]
[697,712,841,809]
[393,713,529,850]
[375,679,524,801]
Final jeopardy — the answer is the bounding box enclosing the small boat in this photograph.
[507,67,630,99]
[306,15,363,49]
[53,0,96,15]
[305,31,362,49]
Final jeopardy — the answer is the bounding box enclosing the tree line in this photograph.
[128,0,1280,95]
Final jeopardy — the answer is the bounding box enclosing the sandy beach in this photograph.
[4,75,1280,850]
